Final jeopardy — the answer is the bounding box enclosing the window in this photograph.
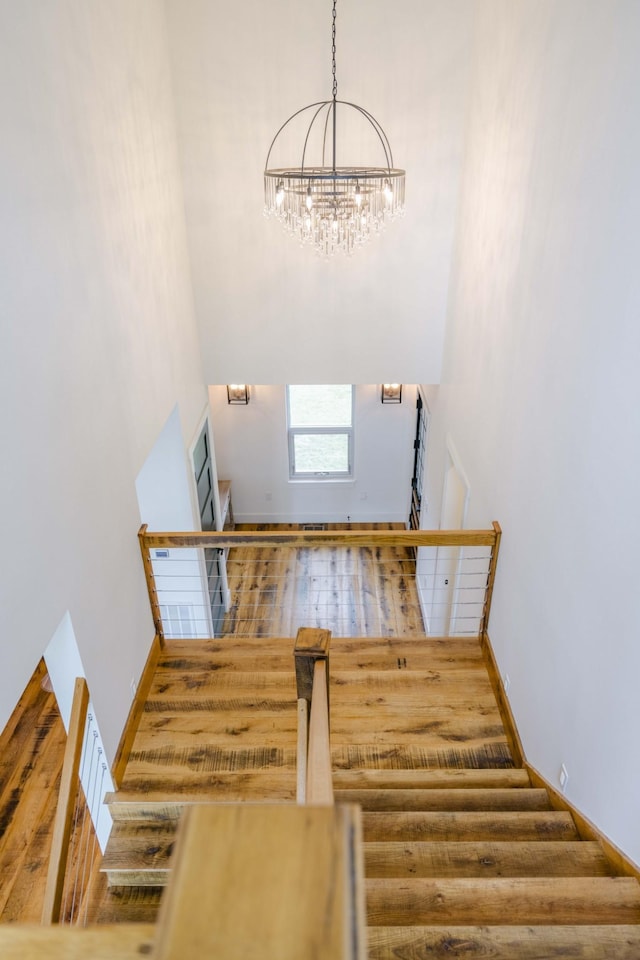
[287,385,354,479]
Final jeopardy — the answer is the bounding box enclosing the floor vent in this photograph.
[302,523,327,531]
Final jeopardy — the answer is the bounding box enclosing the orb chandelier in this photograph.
[264,0,405,258]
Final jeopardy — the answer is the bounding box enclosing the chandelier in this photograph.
[264,0,405,257]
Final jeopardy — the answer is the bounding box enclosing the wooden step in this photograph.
[101,823,176,885]
[367,925,640,959]
[329,718,506,746]
[362,810,578,842]
[335,788,550,811]
[122,743,297,774]
[332,742,514,770]
[332,768,531,790]
[93,886,164,923]
[107,772,297,819]
[161,638,294,657]
[365,877,640,925]
[331,669,492,690]
[0,924,156,960]
[135,714,299,741]
[363,840,614,878]
[330,637,483,655]
[147,670,297,696]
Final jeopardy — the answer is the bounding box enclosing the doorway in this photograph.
[193,421,226,636]
[409,392,428,531]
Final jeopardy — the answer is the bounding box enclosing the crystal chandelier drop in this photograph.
[264,0,405,258]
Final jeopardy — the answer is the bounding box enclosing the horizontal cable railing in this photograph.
[139,524,501,642]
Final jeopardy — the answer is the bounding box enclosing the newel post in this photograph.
[294,627,331,706]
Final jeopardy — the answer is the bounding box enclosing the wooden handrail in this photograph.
[138,524,164,642]
[480,520,502,636]
[294,628,333,805]
[306,659,334,805]
[42,677,90,925]
[155,803,365,959]
[139,526,499,549]
[296,697,309,804]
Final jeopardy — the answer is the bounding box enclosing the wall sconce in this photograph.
[227,384,250,405]
[381,384,402,404]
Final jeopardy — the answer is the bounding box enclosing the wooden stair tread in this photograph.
[330,636,482,652]
[363,840,614,877]
[122,743,297,772]
[331,742,514,770]
[362,810,578,842]
[106,773,297,817]
[92,886,164,923]
[367,925,640,959]
[365,877,640,925]
[335,787,550,811]
[147,670,297,695]
[0,924,156,959]
[332,768,530,789]
[331,669,492,687]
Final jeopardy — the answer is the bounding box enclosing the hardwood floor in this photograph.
[221,523,426,638]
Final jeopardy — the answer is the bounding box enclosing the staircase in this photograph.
[100,635,640,955]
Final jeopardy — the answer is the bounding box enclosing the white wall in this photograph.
[44,613,114,852]
[425,0,640,864]
[164,0,473,384]
[0,2,206,755]
[135,405,213,638]
[210,385,417,524]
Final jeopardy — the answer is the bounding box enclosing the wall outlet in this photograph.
[359,491,368,501]
[503,673,511,693]
[130,677,137,699]
[559,763,569,792]
[265,492,272,501]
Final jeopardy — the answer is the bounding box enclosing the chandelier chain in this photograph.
[331,0,337,100]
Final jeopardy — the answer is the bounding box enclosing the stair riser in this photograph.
[367,925,640,959]
[364,841,614,878]
[362,812,578,843]
[335,788,550,812]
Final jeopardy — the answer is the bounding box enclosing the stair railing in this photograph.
[138,524,502,643]
[294,628,333,805]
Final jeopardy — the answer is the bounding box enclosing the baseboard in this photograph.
[111,634,162,788]
[233,512,409,525]
[526,762,640,881]
[480,630,525,768]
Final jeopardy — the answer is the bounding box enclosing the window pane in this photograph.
[293,433,349,474]
[288,385,352,428]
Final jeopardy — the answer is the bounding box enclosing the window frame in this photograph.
[286,385,355,481]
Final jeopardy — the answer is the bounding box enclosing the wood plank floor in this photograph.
[221,523,427,638]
